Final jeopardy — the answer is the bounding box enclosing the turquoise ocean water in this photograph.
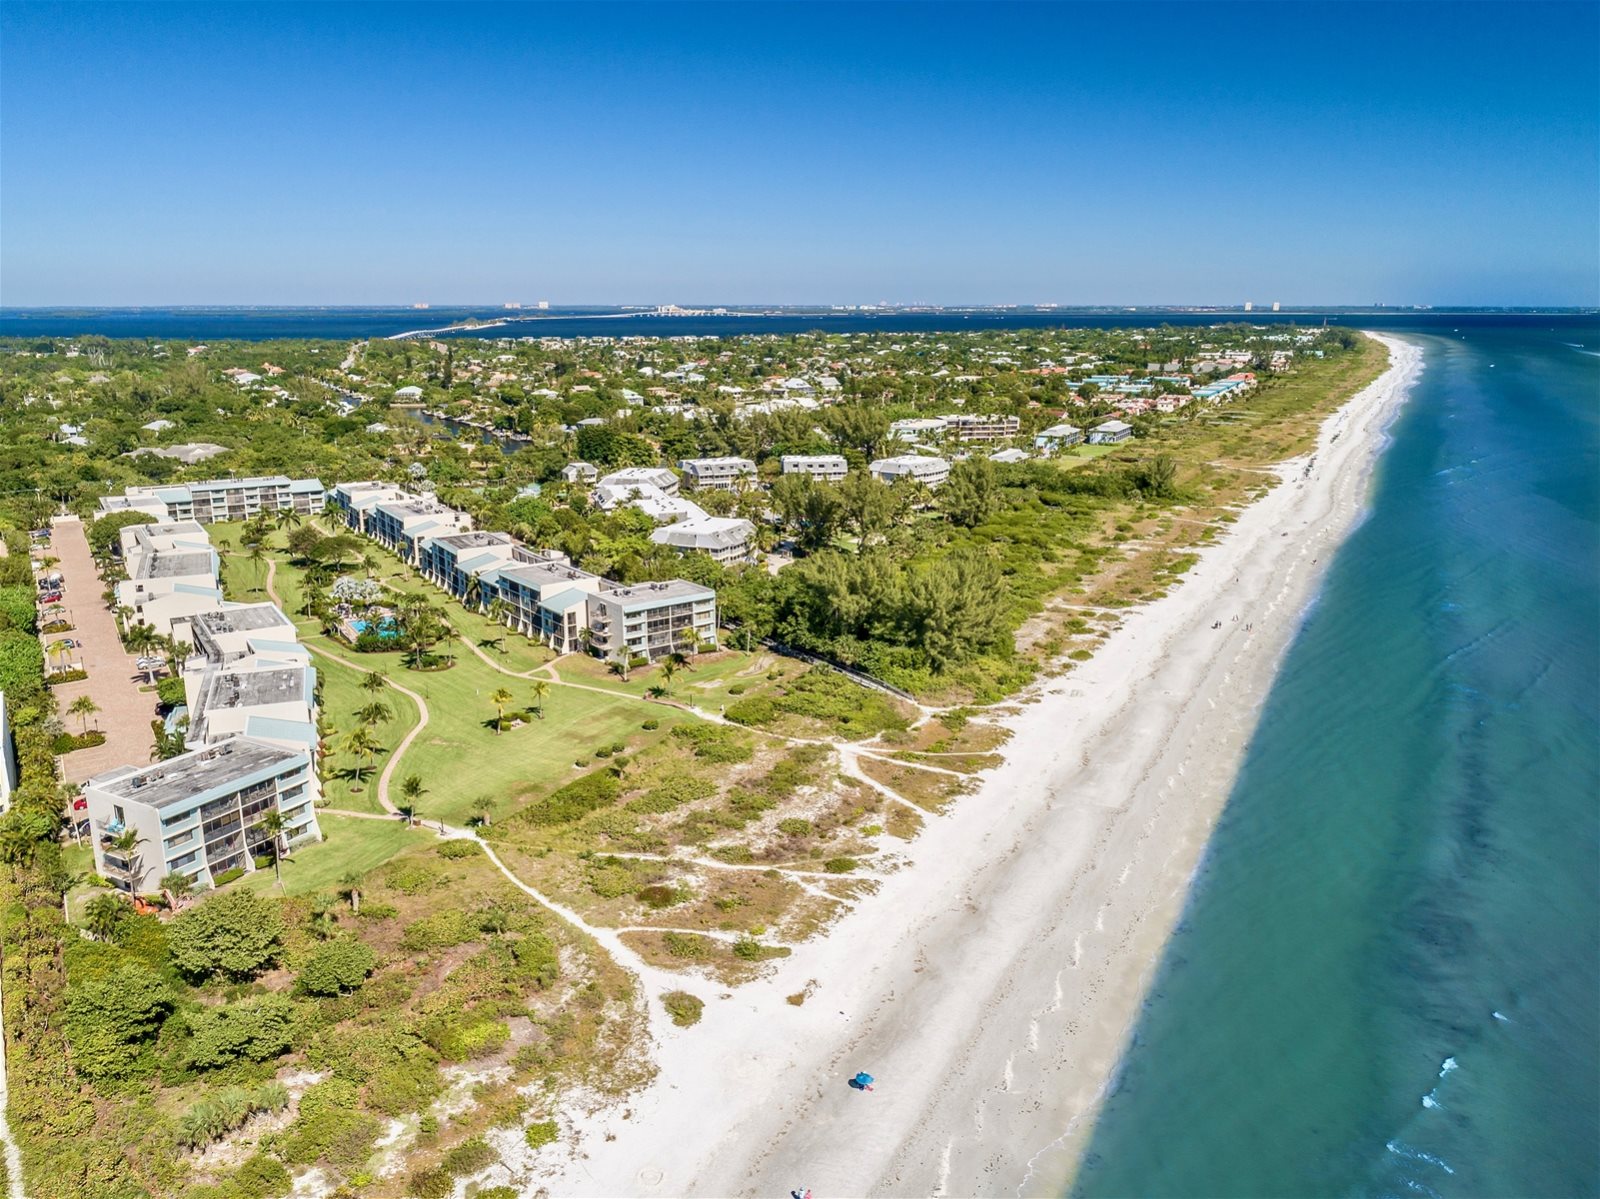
[1074,324,1599,1197]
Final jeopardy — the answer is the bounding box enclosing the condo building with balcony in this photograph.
[678,456,756,490]
[868,454,952,488]
[95,477,325,525]
[329,481,413,533]
[942,413,1021,442]
[366,496,472,564]
[650,515,756,564]
[780,454,849,482]
[595,466,680,497]
[587,579,718,662]
[86,737,319,894]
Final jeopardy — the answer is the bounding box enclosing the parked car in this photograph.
[38,592,62,604]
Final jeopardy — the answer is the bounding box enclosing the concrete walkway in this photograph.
[47,516,156,784]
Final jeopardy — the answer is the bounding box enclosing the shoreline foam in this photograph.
[512,333,1423,1198]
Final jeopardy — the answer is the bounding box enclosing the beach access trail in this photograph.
[526,334,1422,1198]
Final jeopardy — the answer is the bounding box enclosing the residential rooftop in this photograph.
[87,737,304,811]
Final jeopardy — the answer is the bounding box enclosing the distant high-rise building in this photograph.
[537,300,550,310]
[1272,301,1281,312]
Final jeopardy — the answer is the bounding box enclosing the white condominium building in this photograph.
[868,454,951,488]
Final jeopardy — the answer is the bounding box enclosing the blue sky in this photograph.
[2,1,1596,306]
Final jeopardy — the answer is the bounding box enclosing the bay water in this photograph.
[1073,324,1600,1197]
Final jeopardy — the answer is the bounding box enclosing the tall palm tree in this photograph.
[490,687,513,734]
[464,572,484,611]
[529,679,549,720]
[398,774,424,826]
[341,725,380,789]
[275,508,303,532]
[360,670,387,697]
[354,700,393,728]
[659,658,678,696]
[470,795,495,827]
[67,694,99,735]
[257,810,287,889]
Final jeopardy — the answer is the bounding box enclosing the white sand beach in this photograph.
[528,333,1423,1199]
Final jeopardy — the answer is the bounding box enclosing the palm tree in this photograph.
[464,572,484,612]
[85,893,126,941]
[247,540,267,593]
[160,870,194,908]
[398,774,424,826]
[339,870,363,914]
[659,658,678,696]
[126,622,158,679]
[490,687,513,734]
[360,670,387,696]
[354,700,393,728]
[67,694,99,735]
[484,596,508,653]
[470,795,495,827]
[275,508,303,532]
[257,810,287,889]
[106,826,145,884]
[609,646,632,682]
[341,725,380,790]
[46,639,73,678]
[529,679,549,720]
[160,635,191,680]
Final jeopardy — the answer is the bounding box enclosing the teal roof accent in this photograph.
[173,583,224,597]
[541,587,590,612]
[244,716,318,746]
[156,487,192,502]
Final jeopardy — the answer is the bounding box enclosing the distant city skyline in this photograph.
[2,1,1596,307]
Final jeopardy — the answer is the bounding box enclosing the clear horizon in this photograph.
[3,1,1597,308]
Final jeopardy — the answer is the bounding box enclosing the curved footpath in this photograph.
[524,334,1423,1198]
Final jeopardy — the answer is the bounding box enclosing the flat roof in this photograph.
[89,737,304,811]
[136,550,215,579]
[599,578,715,605]
[192,604,292,638]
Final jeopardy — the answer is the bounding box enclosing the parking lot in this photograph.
[46,516,158,784]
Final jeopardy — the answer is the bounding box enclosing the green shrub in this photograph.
[437,839,480,859]
[187,994,296,1069]
[211,865,246,886]
[670,723,753,763]
[723,695,777,726]
[512,932,559,988]
[407,1166,454,1199]
[442,1136,496,1176]
[726,684,747,695]
[0,585,38,634]
[519,769,620,826]
[253,854,274,870]
[732,937,767,961]
[662,932,711,960]
[366,1055,443,1117]
[777,818,813,837]
[625,774,715,815]
[296,938,376,996]
[156,675,187,708]
[233,1153,291,1199]
[63,959,174,1081]
[477,1188,519,1199]
[641,718,660,730]
[585,856,643,899]
[167,888,284,980]
[400,908,477,952]
[823,857,859,874]
[661,990,704,1027]
[524,1120,559,1150]
[420,1013,509,1061]
[381,860,443,895]
[636,883,689,910]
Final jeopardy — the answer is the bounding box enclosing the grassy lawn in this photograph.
[240,811,423,897]
[311,642,419,815]
[390,651,694,825]
[552,647,796,705]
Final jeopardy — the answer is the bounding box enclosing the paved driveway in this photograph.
[46,516,157,785]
